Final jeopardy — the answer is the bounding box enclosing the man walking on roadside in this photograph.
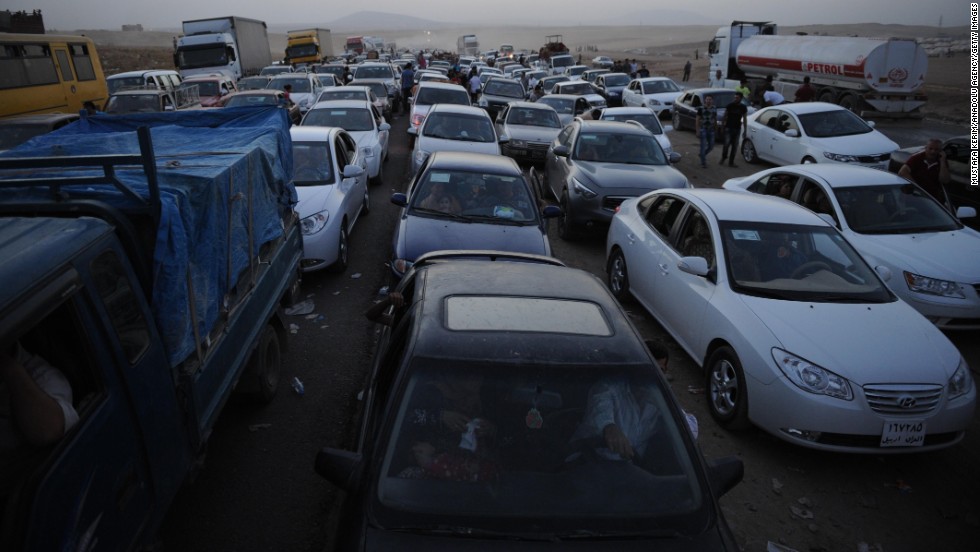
[719,92,748,168]
[400,63,415,115]
[683,60,692,82]
[695,95,718,168]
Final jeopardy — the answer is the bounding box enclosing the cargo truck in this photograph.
[457,35,479,56]
[174,15,273,80]
[286,28,334,66]
[708,21,929,116]
[0,107,302,550]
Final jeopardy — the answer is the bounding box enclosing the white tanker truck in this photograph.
[708,21,929,116]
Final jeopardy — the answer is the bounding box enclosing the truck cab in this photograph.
[708,21,777,80]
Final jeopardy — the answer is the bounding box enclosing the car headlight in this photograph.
[509,139,527,149]
[948,358,974,400]
[608,91,620,96]
[823,152,860,163]
[570,176,597,199]
[773,348,853,400]
[903,271,966,298]
[647,99,661,105]
[360,146,374,158]
[300,211,329,235]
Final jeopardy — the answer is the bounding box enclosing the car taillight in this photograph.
[412,113,425,127]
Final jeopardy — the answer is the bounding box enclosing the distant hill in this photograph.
[272,11,450,33]
[600,10,718,26]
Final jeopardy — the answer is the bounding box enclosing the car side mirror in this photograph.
[553,144,570,157]
[407,126,418,136]
[874,265,892,282]
[541,205,561,218]
[677,256,710,277]
[315,447,362,492]
[342,164,365,178]
[498,134,510,144]
[956,206,977,219]
[379,122,391,131]
[707,456,743,498]
[391,192,408,206]
[866,120,876,128]
[784,129,799,138]
[668,152,682,164]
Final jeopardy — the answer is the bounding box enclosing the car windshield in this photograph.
[483,80,524,98]
[798,110,874,138]
[575,132,668,165]
[541,77,569,92]
[416,87,470,106]
[186,81,220,96]
[271,77,312,92]
[107,76,147,94]
[410,169,537,223]
[291,141,334,185]
[508,107,561,128]
[551,55,574,68]
[239,77,271,90]
[602,113,664,135]
[537,96,573,114]
[603,74,630,87]
[224,94,278,107]
[351,82,387,98]
[303,108,374,131]
[567,66,586,76]
[314,65,345,77]
[355,66,391,79]
[642,80,680,94]
[422,113,495,143]
[374,360,705,530]
[260,66,292,76]
[704,91,736,106]
[0,122,58,150]
[833,184,961,234]
[721,221,892,302]
[104,94,161,113]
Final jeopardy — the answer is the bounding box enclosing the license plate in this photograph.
[880,419,926,447]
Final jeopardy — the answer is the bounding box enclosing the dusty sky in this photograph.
[12,1,970,31]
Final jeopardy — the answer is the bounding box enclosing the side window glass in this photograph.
[677,210,715,267]
[54,49,75,82]
[91,250,151,363]
[556,126,573,148]
[645,196,685,238]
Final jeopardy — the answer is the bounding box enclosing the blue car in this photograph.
[388,151,561,280]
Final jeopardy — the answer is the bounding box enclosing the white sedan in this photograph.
[289,126,370,273]
[741,102,898,168]
[723,164,980,329]
[606,188,975,453]
[620,77,684,117]
[301,100,390,185]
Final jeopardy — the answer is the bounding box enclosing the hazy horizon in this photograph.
[7,1,970,31]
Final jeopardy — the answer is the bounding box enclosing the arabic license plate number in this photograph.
[880,419,926,447]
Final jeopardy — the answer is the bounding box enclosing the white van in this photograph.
[106,70,183,96]
[548,54,575,75]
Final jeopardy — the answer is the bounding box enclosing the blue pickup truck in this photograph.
[0,108,302,550]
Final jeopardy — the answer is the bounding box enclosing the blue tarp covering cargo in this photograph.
[0,107,296,367]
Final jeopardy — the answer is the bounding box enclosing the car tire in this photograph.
[557,191,578,241]
[370,160,384,186]
[672,110,683,131]
[817,89,836,104]
[838,94,859,113]
[742,139,759,164]
[607,248,632,302]
[706,346,750,430]
[238,325,281,405]
[329,223,349,274]
[361,186,371,216]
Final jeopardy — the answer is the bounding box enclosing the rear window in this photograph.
[446,296,611,335]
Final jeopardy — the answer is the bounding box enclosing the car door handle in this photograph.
[658,262,669,273]
[626,233,636,244]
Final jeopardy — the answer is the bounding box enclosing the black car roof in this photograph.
[408,259,653,367]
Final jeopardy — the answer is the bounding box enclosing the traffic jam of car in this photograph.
[4,24,975,551]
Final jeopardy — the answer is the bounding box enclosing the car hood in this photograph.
[802,132,898,154]
[349,130,381,148]
[295,184,338,218]
[577,161,688,190]
[846,229,980,282]
[396,215,548,261]
[417,136,499,156]
[643,92,681,103]
[739,295,960,383]
[505,125,561,142]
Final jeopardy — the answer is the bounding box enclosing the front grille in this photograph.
[855,152,892,163]
[602,196,632,211]
[863,384,943,415]
[526,142,549,152]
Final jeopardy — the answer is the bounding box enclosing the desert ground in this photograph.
[79,23,970,123]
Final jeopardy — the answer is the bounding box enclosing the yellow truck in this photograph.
[286,28,334,66]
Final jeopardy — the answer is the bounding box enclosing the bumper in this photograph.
[748,372,976,453]
[898,287,980,330]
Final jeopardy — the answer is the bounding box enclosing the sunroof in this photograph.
[446,296,612,336]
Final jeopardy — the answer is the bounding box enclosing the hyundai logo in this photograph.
[896,395,917,409]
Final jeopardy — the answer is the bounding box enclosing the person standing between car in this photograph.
[683,60,692,82]
[282,84,293,106]
[898,138,952,209]
[528,82,544,102]
[719,92,748,167]
[794,76,816,102]
[735,78,752,106]
[695,95,718,168]
[638,64,650,78]
[763,88,785,107]
[709,69,725,88]
[468,69,482,104]
[400,63,415,115]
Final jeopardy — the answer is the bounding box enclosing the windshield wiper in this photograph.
[411,207,470,221]
[391,525,542,540]
[556,529,681,540]
[466,214,528,225]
